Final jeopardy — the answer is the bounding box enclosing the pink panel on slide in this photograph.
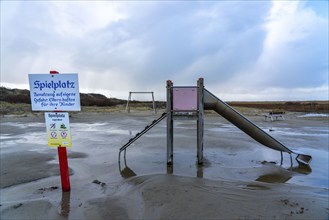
[173,88,197,111]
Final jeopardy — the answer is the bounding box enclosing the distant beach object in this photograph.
[264,111,285,121]
[126,91,156,114]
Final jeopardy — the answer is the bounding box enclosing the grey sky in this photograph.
[1,1,328,101]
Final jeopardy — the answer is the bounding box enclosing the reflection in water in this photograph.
[245,184,271,190]
[196,158,211,178]
[256,162,312,184]
[119,148,137,178]
[256,173,292,183]
[197,165,203,178]
[291,162,312,174]
[59,191,70,218]
[120,166,137,178]
[118,157,312,184]
[167,164,173,174]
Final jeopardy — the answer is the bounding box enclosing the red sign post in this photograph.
[57,146,70,191]
[50,70,70,192]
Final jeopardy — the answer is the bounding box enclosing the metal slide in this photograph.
[119,112,167,168]
[204,89,312,165]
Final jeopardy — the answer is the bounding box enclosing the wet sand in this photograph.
[0,110,328,219]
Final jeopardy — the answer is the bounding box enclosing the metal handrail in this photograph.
[118,112,167,170]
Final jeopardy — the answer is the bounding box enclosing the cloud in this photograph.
[72,1,272,89]
[256,1,328,87]
[210,1,328,100]
[1,1,328,101]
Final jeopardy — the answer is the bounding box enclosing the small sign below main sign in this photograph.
[45,112,72,147]
[29,73,81,111]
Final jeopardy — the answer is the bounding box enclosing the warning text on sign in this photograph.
[29,74,81,111]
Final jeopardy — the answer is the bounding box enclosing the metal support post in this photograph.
[126,92,132,113]
[126,91,156,114]
[151,92,157,114]
[166,80,174,165]
[197,78,204,164]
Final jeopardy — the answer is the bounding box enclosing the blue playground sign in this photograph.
[29,73,81,111]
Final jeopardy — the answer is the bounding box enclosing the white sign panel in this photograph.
[29,73,81,111]
[45,112,72,147]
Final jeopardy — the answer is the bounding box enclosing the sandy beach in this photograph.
[1,110,328,219]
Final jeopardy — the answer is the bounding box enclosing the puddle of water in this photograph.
[71,123,108,132]
[1,118,328,190]
[120,138,328,189]
[268,127,328,137]
[298,113,329,118]
[207,124,239,133]
[0,134,13,140]
[0,132,46,149]
[1,122,44,129]
[72,123,136,136]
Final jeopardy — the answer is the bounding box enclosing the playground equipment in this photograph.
[263,111,285,121]
[119,78,312,170]
[126,91,156,114]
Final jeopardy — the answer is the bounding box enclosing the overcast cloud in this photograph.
[1,1,328,101]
